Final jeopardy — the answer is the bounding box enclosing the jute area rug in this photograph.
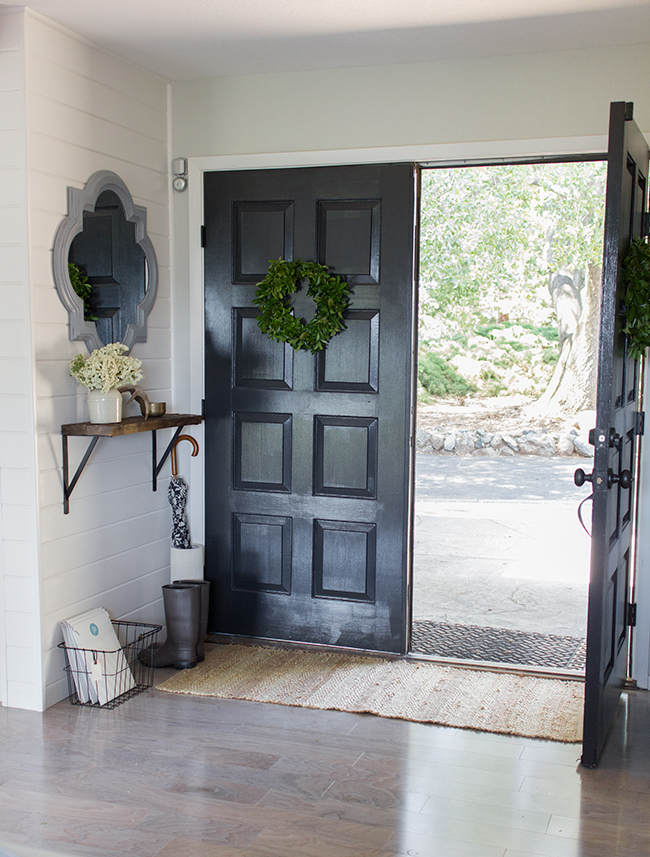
[157,644,584,742]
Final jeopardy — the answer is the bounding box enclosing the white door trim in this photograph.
[633,363,650,689]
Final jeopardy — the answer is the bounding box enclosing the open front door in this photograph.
[581,102,649,767]
[203,164,416,654]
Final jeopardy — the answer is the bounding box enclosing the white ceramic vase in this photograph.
[87,388,123,424]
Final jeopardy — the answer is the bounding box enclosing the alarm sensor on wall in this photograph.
[172,158,188,192]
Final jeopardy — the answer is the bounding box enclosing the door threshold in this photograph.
[411,619,586,674]
[406,651,585,681]
[205,633,585,681]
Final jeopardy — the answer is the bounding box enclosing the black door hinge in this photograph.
[636,411,645,436]
[628,602,637,627]
[201,398,206,418]
[201,225,206,248]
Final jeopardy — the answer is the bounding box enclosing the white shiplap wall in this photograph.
[1,10,172,710]
[0,7,42,711]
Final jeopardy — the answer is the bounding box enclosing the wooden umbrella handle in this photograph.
[170,434,200,477]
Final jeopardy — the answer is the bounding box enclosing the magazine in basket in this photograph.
[61,608,135,705]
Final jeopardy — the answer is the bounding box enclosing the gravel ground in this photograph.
[417,394,579,437]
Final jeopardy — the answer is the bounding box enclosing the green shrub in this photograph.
[535,324,559,342]
[418,352,477,398]
[492,356,517,370]
[474,324,497,339]
[474,321,558,342]
[451,333,469,348]
[479,367,506,397]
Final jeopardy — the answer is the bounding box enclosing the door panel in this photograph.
[204,164,416,653]
[315,310,380,392]
[582,102,649,767]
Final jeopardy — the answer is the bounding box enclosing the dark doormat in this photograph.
[411,620,586,672]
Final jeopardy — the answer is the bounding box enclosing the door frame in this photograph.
[634,363,650,688]
[175,132,650,676]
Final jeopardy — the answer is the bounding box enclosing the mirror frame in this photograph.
[52,170,159,353]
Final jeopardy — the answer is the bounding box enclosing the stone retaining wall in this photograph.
[416,427,593,457]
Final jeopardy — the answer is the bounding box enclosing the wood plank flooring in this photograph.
[1,654,649,857]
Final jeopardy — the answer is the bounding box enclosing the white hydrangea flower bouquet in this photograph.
[70,342,144,392]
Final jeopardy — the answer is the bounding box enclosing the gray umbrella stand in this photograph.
[141,433,203,669]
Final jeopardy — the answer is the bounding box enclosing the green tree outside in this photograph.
[418,161,607,413]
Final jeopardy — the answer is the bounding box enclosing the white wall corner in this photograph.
[0,5,44,711]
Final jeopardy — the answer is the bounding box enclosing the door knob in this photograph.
[608,468,633,489]
[574,468,594,487]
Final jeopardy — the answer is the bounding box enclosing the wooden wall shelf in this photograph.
[61,413,203,513]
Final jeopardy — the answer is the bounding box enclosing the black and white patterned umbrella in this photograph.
[168,434,199,547]
[168,476,191,548]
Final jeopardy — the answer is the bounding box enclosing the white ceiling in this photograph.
[6,0,650,79]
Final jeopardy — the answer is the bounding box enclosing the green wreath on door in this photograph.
[253,259,350,354]
[623,237,650,360]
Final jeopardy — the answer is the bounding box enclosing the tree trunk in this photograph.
[528,264,601,416]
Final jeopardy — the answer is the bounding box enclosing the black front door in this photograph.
[582,102,649,767]
[203,164,416,653]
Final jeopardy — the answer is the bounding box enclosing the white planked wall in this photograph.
[1,9,172,710]
[0,8,42,711]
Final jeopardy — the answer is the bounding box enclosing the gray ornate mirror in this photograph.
[52,170,158,353]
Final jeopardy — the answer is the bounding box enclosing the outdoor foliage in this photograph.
[418,162,607,405]
[419,162,606,330]
[419,322,561,400]
[418,352,477,399]
[474,321,558,343]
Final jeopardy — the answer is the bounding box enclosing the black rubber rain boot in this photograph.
[173,579,210,661]
[148,583,201,669]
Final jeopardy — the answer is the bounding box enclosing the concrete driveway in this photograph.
[413,455,591,638]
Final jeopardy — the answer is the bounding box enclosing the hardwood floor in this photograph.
[1,658,649,857]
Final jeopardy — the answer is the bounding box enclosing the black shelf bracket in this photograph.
[152,426,184,491]
[62,435,101,515]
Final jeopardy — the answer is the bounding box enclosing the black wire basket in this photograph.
[59,620,161,709]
